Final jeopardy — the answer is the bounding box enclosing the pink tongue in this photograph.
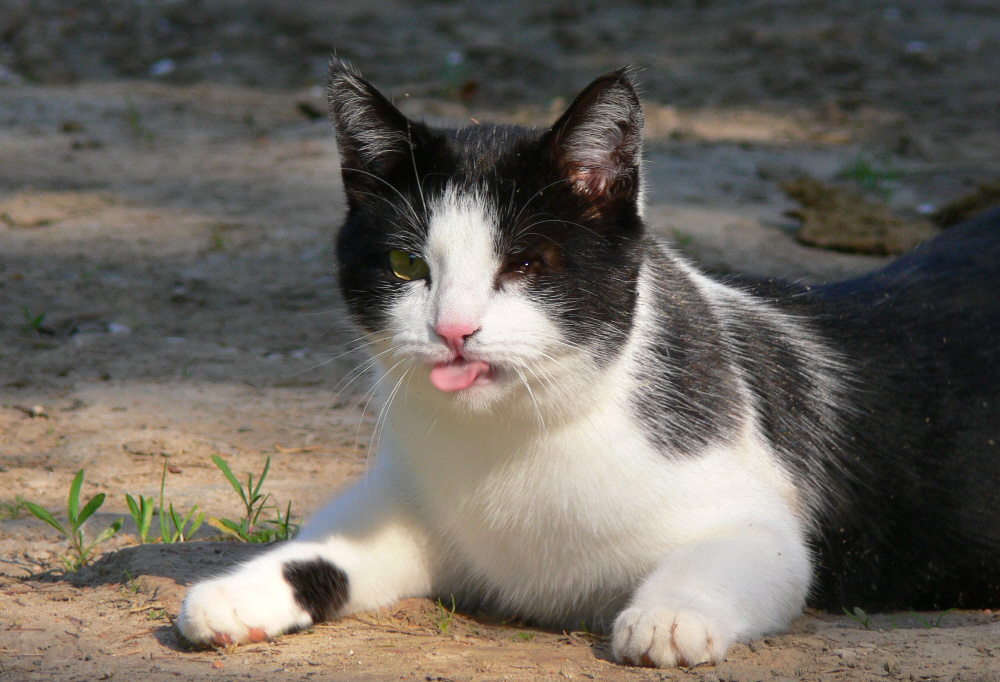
[430,359,492,392]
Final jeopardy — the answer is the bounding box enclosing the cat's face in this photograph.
[329,65,647,411]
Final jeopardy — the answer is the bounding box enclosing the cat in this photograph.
[176,63,1000,667]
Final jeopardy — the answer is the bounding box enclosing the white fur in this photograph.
[177,193,812,668]
[425,186,498,329]
[381,186,572,413]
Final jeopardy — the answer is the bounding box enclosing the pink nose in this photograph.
[435,322,479,353]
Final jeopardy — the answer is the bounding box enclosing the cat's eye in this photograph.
[505,258,533,274]
[387,250,430,281]
[502,253,546,276]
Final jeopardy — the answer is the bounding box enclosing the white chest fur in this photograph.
[376,358,805,626]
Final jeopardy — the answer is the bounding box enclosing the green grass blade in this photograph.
[125,494,140,520]
[179,505,200,540]
[230,519,250,541]
[207,516,244,540]
[127,495,153,542]
[24,501,67,536]
[251,456,271,499]
[189,511,205,538]
[274,500,291,539]
[91,518,123,545]
[68,469,85,524]
[159,461,170,542]
[76,493,106,527]
[249,493,271,530]
[140,498,154,540]
[169,503,183,538]
[211,454,248,506]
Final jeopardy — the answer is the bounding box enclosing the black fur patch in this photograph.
[283,559,349,624]
[631,251,744,455]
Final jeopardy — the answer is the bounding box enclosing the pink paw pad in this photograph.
[209,628,268,647]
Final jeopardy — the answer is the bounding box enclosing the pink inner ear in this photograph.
[564,125,626,200]
[570,164,615,198]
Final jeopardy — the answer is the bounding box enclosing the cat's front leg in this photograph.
[611,523,811,668]
[176,475,435,647]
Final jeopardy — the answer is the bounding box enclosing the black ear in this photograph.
[544,68,643,212]
[327,62,421,205]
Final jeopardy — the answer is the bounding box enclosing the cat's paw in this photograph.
[611,606,731,668]
[176,568,312,647]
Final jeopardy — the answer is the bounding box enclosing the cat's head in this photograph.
[329,63,647,412]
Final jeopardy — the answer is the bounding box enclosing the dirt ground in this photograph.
[2,2,1000,681]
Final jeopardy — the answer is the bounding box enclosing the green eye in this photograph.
[387,250,430,281]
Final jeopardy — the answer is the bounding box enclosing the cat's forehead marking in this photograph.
[425,185,499,279]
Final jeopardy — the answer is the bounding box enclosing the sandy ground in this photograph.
[2,2,1000,681]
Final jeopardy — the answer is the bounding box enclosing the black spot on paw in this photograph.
[283,559,349,624]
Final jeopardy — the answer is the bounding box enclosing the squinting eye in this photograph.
[506,258,532,273]
[503,253,545,275]
[387,250,430,281]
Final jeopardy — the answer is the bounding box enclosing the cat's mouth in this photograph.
[429,357,494,392]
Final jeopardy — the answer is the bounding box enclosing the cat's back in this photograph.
[810,206,1000,448]
[766,207,1000,609]
[817,204,1000,346]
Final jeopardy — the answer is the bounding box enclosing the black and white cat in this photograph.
[177,65,1000,667]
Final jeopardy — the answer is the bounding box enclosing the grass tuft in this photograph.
[208,455,299,542]
[23,469,123,571]
[435,595,456,635]
[843,606,872,630]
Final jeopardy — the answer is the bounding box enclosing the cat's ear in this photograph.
[327,62,419,202]
[544,68,643,212]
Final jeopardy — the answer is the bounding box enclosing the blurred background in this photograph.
[3,0,1000,158]
[2,1,1000,477]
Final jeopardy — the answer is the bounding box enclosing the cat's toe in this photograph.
[176,577,309,648]
[612,606,730,668]
[176,581,255,647]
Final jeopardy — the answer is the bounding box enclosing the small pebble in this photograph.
[149,59,176,77]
